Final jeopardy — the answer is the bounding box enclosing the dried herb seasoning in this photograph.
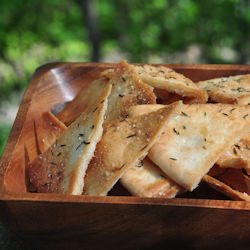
[173,128,180,135]
[126,133,136,138]
[181,111,189,117]
[170,157,177,161]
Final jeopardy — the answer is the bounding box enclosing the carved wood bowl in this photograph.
[1,63,250,249]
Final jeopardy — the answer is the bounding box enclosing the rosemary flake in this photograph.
[92,107,98,113]
[173,128,180,135]
[230,108,236,113]
[181,111,189,117]
[170,157,177,161]
[233,148,238,155]
[126,133,136,138]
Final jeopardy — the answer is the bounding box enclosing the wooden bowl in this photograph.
[1,63,250,249]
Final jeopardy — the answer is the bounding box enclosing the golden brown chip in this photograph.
[217,133,250,170]
[148,104,250,191]
[135,64,208,103]
[121,157,183,198]
[83,102,182,196]
[27,83,112,194]
[104,61,156,123]
[197,74,250,104]
[203,167,250,201]
[57,71,111,126]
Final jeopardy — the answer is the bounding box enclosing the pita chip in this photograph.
[217,133,250,170]
[121,157,183,198]
[203,166,250,201]
[27,83,112,194]
[197,74,250,105]
[57,71,111,126]
[104,61,156,123]
[83,102,182,196]
[135,64,208,103]
[148,104,250,191]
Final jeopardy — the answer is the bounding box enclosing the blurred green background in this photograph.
[0,0,249,157]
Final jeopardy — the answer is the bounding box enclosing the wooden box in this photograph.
[1,63,250,249]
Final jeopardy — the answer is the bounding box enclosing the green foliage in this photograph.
[0,125,11,157]
[0,0,249,94]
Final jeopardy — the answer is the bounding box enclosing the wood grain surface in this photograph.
[0,63,250,249]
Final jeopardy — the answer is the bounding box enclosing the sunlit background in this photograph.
[0,0,249,156]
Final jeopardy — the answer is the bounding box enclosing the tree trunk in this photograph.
[79,0,101,62]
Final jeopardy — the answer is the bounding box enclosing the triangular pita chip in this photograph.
[148,104,250,191]
[217,133,250,170]
[27,83,112,194]
[83,102,182,196]
[57,71,111,126]
[197,74,250,105]
[135,64,208,103]
[203,166,250,201]
[121,157,183,198]
[104,61,156,123]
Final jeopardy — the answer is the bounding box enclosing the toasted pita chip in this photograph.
[203,166,250,201]
[83,102,182,196]
[104,61,156,123]
[217,133,250,170]
[57,62,156,125]
[127,104,183,198]
[35,112,67,153]
[148,104,250,191]
[135,64,208,103]
[57,71,111,126]
[197,74,250,105]
[27,83,112,194]
[128,104,164,117]
[120,157,183,198]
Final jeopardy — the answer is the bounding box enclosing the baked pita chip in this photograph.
[83,102,182,196]
[128,104,165,117]
[197,74,250,105]
[104,61,156,123]
[121,157,183,198]
[217,133,250,170]
[35,111,67,153]
[203,166,250,201]
[148,104,250,191]
[135,64,208,103]
[27,83,112,194]
[57,71,111,126]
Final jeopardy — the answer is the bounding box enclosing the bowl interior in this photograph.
[1,63,250,196]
